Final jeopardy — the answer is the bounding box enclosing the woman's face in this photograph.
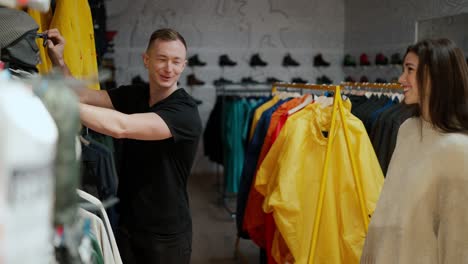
[399,52,420,105]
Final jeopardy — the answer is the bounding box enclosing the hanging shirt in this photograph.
[250,96,306,264]
[243,97,269,148]
[49,0,100,90]
[203,96,224,164]
[243,97,304,248]
[248,96,280,140]
[236,98,288,239]
[257,101,384,264]
[369,104,418,175]
[81,137,118,200]
[266,111,294,264]
[222,98,251,193]
[360,118,468,264]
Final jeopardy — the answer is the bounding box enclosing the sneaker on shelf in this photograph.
[282,53,300,67]
[375,78,387,83]
[188,54,206,67]
[317,75,332,84]
[219,54,237,67]
[375,53,389,66]
[241,77,261,84]
[249,53,268,67]
[266,77,283,84]
[291,77,308,84]
[360,53,371,66]
[213,77,235,86]
[187,74,205,86]
[360,75,369,82]
[391,53,403,65]
[343,54,357,67]
[313,54,330,67]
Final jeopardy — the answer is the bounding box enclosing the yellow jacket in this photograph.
[49,0,100,90]
[249,96,280,140]
[256,101,384,264]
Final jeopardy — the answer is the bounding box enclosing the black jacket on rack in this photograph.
[203,96,224,165]
[80,134,119,229]
[81,136,118,200]
[370,103,418,175]
[349,94,418,176]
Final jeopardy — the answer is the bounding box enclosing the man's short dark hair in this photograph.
[146,28,187,51]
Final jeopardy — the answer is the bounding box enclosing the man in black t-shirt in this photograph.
[47,28,202,263]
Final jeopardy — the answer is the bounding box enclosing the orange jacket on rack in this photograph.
[243,97,304,260]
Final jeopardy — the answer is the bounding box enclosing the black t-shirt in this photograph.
[107,84,202,234]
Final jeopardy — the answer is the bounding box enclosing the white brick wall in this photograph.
[106,0,346,174]
[344,0,468,82]
[104,0,468,174]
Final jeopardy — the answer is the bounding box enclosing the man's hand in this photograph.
[45,28,65,66]
[45,28,71,76]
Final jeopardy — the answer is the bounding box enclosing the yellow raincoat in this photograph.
[256,97,384,263]
[49,0,100,90]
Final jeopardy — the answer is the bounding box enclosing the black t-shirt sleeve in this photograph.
[107,84,146,114]
[155,99,202,143]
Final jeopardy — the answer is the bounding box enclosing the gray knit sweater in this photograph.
[361,117,468,264]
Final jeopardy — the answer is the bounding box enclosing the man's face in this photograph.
[143,39,187,90]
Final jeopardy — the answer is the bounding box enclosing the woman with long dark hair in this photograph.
[361,38,468,263]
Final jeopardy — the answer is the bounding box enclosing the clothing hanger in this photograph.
[77,189,122,264]
[273,88,301,99]
[288,94,313,115]
[78,196,119,211]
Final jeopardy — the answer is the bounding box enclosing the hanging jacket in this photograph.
[49,0,100,90]
[236,98,288,238]
[248,96,280,140]
[256,100,384,264]
[243,97,303,248]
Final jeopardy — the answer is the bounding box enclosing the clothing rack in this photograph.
[216,85,272,96]
[271,81,401,263]
[272,82,337,93]
[341,81,403,90]
[271,81,403,94]
[231,81,403,263]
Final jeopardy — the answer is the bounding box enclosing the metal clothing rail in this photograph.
[271,81,403,93]
[215,84,272,95]
[271,82,337,93]
[215,87,272,95]
[341,81,403,90]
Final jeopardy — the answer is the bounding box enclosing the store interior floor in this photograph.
[189,170,259,263]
